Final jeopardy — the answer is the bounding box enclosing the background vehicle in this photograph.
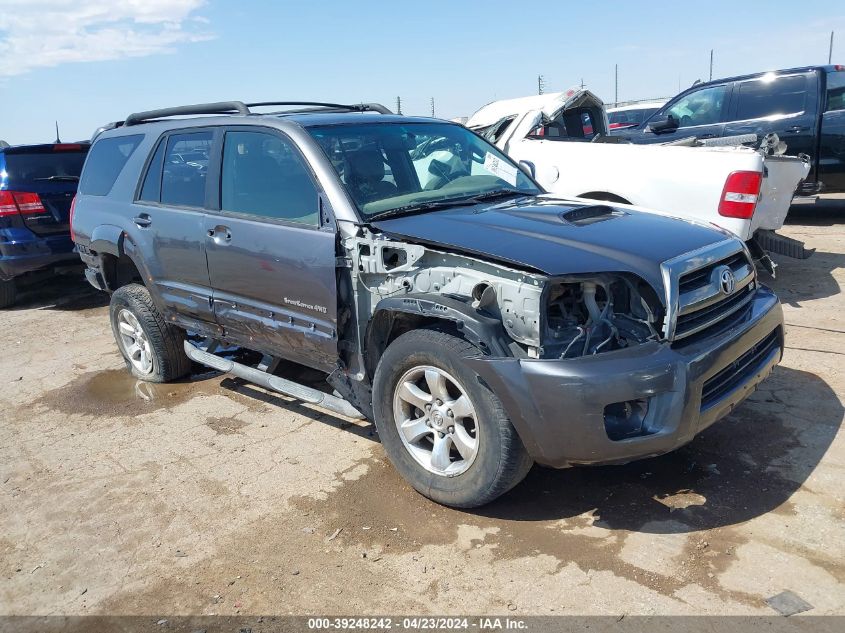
[607,101,665,129]
[73,101,783,508]
[467,90,812,268]
[0,141,89,307]
[613,65,845,195]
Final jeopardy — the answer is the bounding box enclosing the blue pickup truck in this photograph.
[0,141,89,307]
[613,65,845,195]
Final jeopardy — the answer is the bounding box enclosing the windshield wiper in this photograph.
[471,188,530,202]
[368,197,481,221]
[33,175,79,182]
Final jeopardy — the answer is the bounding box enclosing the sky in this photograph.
[0,0,843,144]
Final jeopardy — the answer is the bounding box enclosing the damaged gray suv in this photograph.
[73,101,784,507]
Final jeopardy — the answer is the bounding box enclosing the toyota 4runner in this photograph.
[72,101,785,507]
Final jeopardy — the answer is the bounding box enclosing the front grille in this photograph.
[678,252,746,294]
[671,246,756,341]
[700,328,781,410]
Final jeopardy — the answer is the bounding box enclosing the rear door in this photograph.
[130,129,216,325]
[723,72,818,162]
[1,144,88,235]
[205,127,338,371]
[818,69,845,192]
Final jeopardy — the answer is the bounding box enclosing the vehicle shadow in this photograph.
[788,196,845,225]
[476,365,841,533]
[764,247,845,306]
[8,273,108,312]
[218,376,379,444]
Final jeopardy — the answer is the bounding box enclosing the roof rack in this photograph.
[124,101,251,126]
[246,101,393,114]
[124,100,393,126]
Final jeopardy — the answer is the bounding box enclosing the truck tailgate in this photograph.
[752,154,811,233]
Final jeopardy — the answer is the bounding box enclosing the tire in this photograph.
[109,283,191,383]
[0,279,16,309]
[372,328,533,508]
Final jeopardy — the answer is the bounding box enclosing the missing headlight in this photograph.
[541,275,663,359]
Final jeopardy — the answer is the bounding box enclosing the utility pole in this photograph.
[830,31,835,64]
[396,96,402,115]
[430,97,435,118]
[709,49,714,81]
[614,64,618,107]
[538,75,545,95]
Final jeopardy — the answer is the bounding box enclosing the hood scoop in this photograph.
[560,204,624,226]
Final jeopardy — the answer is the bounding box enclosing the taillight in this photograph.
[718,171,762,219]
[0,190,47,217]
[53,143,83,151]
[69,194,78,242]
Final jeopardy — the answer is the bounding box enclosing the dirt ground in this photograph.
[1,204,844,618]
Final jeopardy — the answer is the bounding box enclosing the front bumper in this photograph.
[0,231,78,280]
[468,286,784,467]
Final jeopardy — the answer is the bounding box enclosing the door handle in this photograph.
[785,125,809,133]
[133,214,152,228]
[207,225,232,242]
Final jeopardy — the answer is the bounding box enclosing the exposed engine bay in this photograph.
[344,229,664,361]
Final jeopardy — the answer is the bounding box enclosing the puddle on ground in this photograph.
[33,368,225,417]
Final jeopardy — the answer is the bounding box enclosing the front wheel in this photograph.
[109,283,191,382]
[372,328,532,508]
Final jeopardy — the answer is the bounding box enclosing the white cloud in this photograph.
[0,0,212,77]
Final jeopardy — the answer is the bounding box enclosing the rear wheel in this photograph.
[109,283,191,382]
[0,279,16,309]
[372,328,532,508]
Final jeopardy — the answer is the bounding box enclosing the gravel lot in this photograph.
[1,206,843,617]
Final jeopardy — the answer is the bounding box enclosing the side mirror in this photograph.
[518,160,536,178]
[647,114,679,134]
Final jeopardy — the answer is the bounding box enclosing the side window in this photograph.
[79,135,144,196]
[138,138,166,202]
[734,75,807,120]
[160,131,212,207]
[221,131,319,225]
[665,85,729,128]
[826,71,845,112]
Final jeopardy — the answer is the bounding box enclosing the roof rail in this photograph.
[246,101,393,114]
[124,101,250,126]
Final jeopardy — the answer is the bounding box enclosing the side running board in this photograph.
[184,340,365,420]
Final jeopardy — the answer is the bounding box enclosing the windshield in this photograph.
[307,122,541,218]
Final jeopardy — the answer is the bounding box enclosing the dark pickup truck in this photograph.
[72,101,784,507]
[613,65,845,195]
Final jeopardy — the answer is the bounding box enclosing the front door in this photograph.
[636,83,731,144]
[204,128,338,371]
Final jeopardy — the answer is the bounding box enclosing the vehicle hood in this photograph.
[370,196,731,292]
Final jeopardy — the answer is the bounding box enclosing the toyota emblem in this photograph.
[718,267,736,295]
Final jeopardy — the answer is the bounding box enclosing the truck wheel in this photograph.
[372,328,533,508]
[109,283,191,383]
[0,279,16,309]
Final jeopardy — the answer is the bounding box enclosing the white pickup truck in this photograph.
[465,89,812,270]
